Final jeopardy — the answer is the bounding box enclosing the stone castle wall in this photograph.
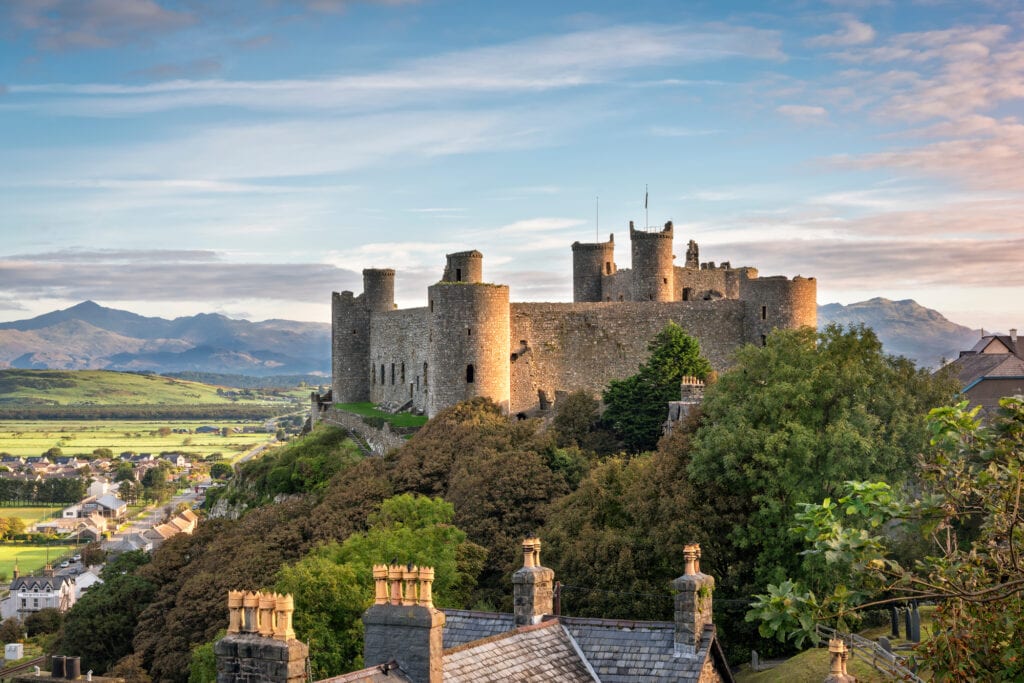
[508,300,746,414]
[369,308,429,407]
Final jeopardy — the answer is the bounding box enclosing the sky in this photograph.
[1,0,1022,332]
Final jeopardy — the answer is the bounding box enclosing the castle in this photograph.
[330,220,816,417]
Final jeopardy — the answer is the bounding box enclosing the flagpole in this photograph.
[644,184,649,229]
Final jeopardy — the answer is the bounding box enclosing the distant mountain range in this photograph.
[0,298,982,376]
[818,297,979,369]
[0,301,330,376]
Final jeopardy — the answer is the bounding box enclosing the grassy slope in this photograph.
[334,402,428,428]
[0,369,282,406]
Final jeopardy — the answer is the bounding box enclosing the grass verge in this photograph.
[334,402,428,428]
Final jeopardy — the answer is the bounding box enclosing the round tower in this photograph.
[442,251,483,283]
[571,235,615,302]
[630,221,674,302]
[741,275,817,346]
[426,282,510,417]
[362,268,395,312]
[331,291,371,403]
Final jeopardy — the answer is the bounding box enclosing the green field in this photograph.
[0,420,275,458]
[0,369,297,407]
[0,544,80,579]
[0,506,63,524]
[334,402,428,428]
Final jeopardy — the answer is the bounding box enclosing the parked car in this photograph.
[72,554,81,562]
[59,561,69,568]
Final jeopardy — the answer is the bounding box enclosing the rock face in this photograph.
[0,301,329,376]
[818,298,979,369]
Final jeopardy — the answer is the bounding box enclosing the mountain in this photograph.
[818,297,979,369]
[0,302,329,376]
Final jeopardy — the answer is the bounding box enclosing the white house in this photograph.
[10,572,76,615]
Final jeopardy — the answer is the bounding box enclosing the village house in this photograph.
[942,329,1024,414]
[9,566,76,617]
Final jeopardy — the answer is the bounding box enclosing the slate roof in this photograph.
[11,575,74,592]
[444,620,596,682]
[316,664,412,683]
[441,609,516,649]
[95,494,127,510]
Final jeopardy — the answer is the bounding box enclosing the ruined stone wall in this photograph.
[508,300,746,414]
[369,308,429,409]
[601,270,631,302]
[675,266,758,301]
[427,283,511,417]
[739,275,817,345]
[321,407,408,456]
[443,251,483,284]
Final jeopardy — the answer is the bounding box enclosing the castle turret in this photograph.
[426,272,510,417]
[571,235,615,302]
[740,275,817,346]
[442,250,483,284]
[362,268,396,312]
[630,220,674,302]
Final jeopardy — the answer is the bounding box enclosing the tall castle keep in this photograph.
[331,221,816,417]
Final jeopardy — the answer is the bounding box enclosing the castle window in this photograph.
[618,294,624,301]
[456,268,462,282]
[761,305,767,320]
[663,277,668,284]
[761,335,767,347]
[605,262,611,275]
[391,363,395,385]
[466,364,475,383]
[372,365,376,385]
[401,362,405,383]
[423,363,428,388]
[682,288,692,301]
[380,364,385,384]
[352,329,357,334]
[467,328,472,336]
[430,300,434,312]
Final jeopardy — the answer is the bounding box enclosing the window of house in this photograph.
[466,364,475,383]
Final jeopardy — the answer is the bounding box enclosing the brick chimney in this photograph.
[671,543,714,657]
[823,638,856,682]
[215,590,308,683]
[512,536,554,626]
[363,564,445,683]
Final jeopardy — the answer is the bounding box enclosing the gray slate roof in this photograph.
[11,575,74,592]
[444,620,596,682]
[441,609,516,649]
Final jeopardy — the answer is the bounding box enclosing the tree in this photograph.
[688,325,957,595]
[25,608,62,636]
[602,322,711,452]
[209,463,233,480]
[0,616,23,643]
[750,397,1024,681]
[551,391,600,449]
[93,447,113,458]
[43,447,63,458]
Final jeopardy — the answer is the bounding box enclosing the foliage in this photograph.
[187,631,222,683]
[551,391,599,448]
[0,616,23,643]
[750,397,1024,681]
[237,425,361,499]
[276,494,485,678]
[59,571,158,673]
[107,653,153,683]
[209,463,233,480]
[0,477,89,504]
[25,607,62,636]
[688,325,957,594]
[602,322,712,452]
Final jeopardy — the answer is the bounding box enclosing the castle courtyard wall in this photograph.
[369,308,429,409]
[509,300,746,414]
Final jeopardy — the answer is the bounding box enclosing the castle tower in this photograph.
[362,268,396,312]
[571,235,615,302]
[442,250,483,284]
[331,268,396,404]
[630,220,674,302]
[426,273,510,418]
[740,275,817,346]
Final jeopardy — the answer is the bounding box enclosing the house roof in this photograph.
[444,619,597,682]
[95,494,127,510]
[441,609,516,649]
[11,575,74,592]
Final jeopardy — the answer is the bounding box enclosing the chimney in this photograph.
[215,591,307,683]
[11,560,18,581]
[43,563,54,578]
[363,564,445,683]
[823,638,856,682]
[671,543,714,657]
[1011,328,1018,349]
[512,536,554,626]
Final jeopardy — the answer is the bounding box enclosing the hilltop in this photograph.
[0,301,329,376]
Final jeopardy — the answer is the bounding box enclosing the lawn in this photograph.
[334,402,428,428]
[0,506,63,525]
[0,420,275,458]
[0,543,80,579]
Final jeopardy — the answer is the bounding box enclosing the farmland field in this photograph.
[0,420,277,459]
[0,506,63,524]
[0,544,80,578]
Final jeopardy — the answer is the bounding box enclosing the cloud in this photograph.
[4,0,195,50]
[7,23,783,116]
[0,249,360,302]
[496,218,586,234]
[807,16,877,48]
[129,58,222,81]
[776,104,829,123]
[299,0,420,14]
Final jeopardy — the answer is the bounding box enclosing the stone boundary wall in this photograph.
[321,407,407,456]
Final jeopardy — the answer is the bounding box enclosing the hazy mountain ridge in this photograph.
[818,297,979,369]
[0,301,329,376]
[0,298,981,375]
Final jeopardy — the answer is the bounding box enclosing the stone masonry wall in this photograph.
[321,408,407,456]
[369,307,429,410]
[508,300,746,414]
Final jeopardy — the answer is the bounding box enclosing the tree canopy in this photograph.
[602,322,711,452]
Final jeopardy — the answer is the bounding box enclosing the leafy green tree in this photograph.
[187,631,222,683]
[209,463,233,480]
[0,616,23,643]
[43,447,63,458]
[552,391,600,448]
[602,322,711,452]
[93,447,113,458]
[750,397,1024,681]
[688,325,957,594]
[25,607,62,636]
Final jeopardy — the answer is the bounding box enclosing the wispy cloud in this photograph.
[4,0,195,50]
[807,16,877,48]
[776,104,829,123]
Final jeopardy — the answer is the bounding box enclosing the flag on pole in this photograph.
[644,186,648,209]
